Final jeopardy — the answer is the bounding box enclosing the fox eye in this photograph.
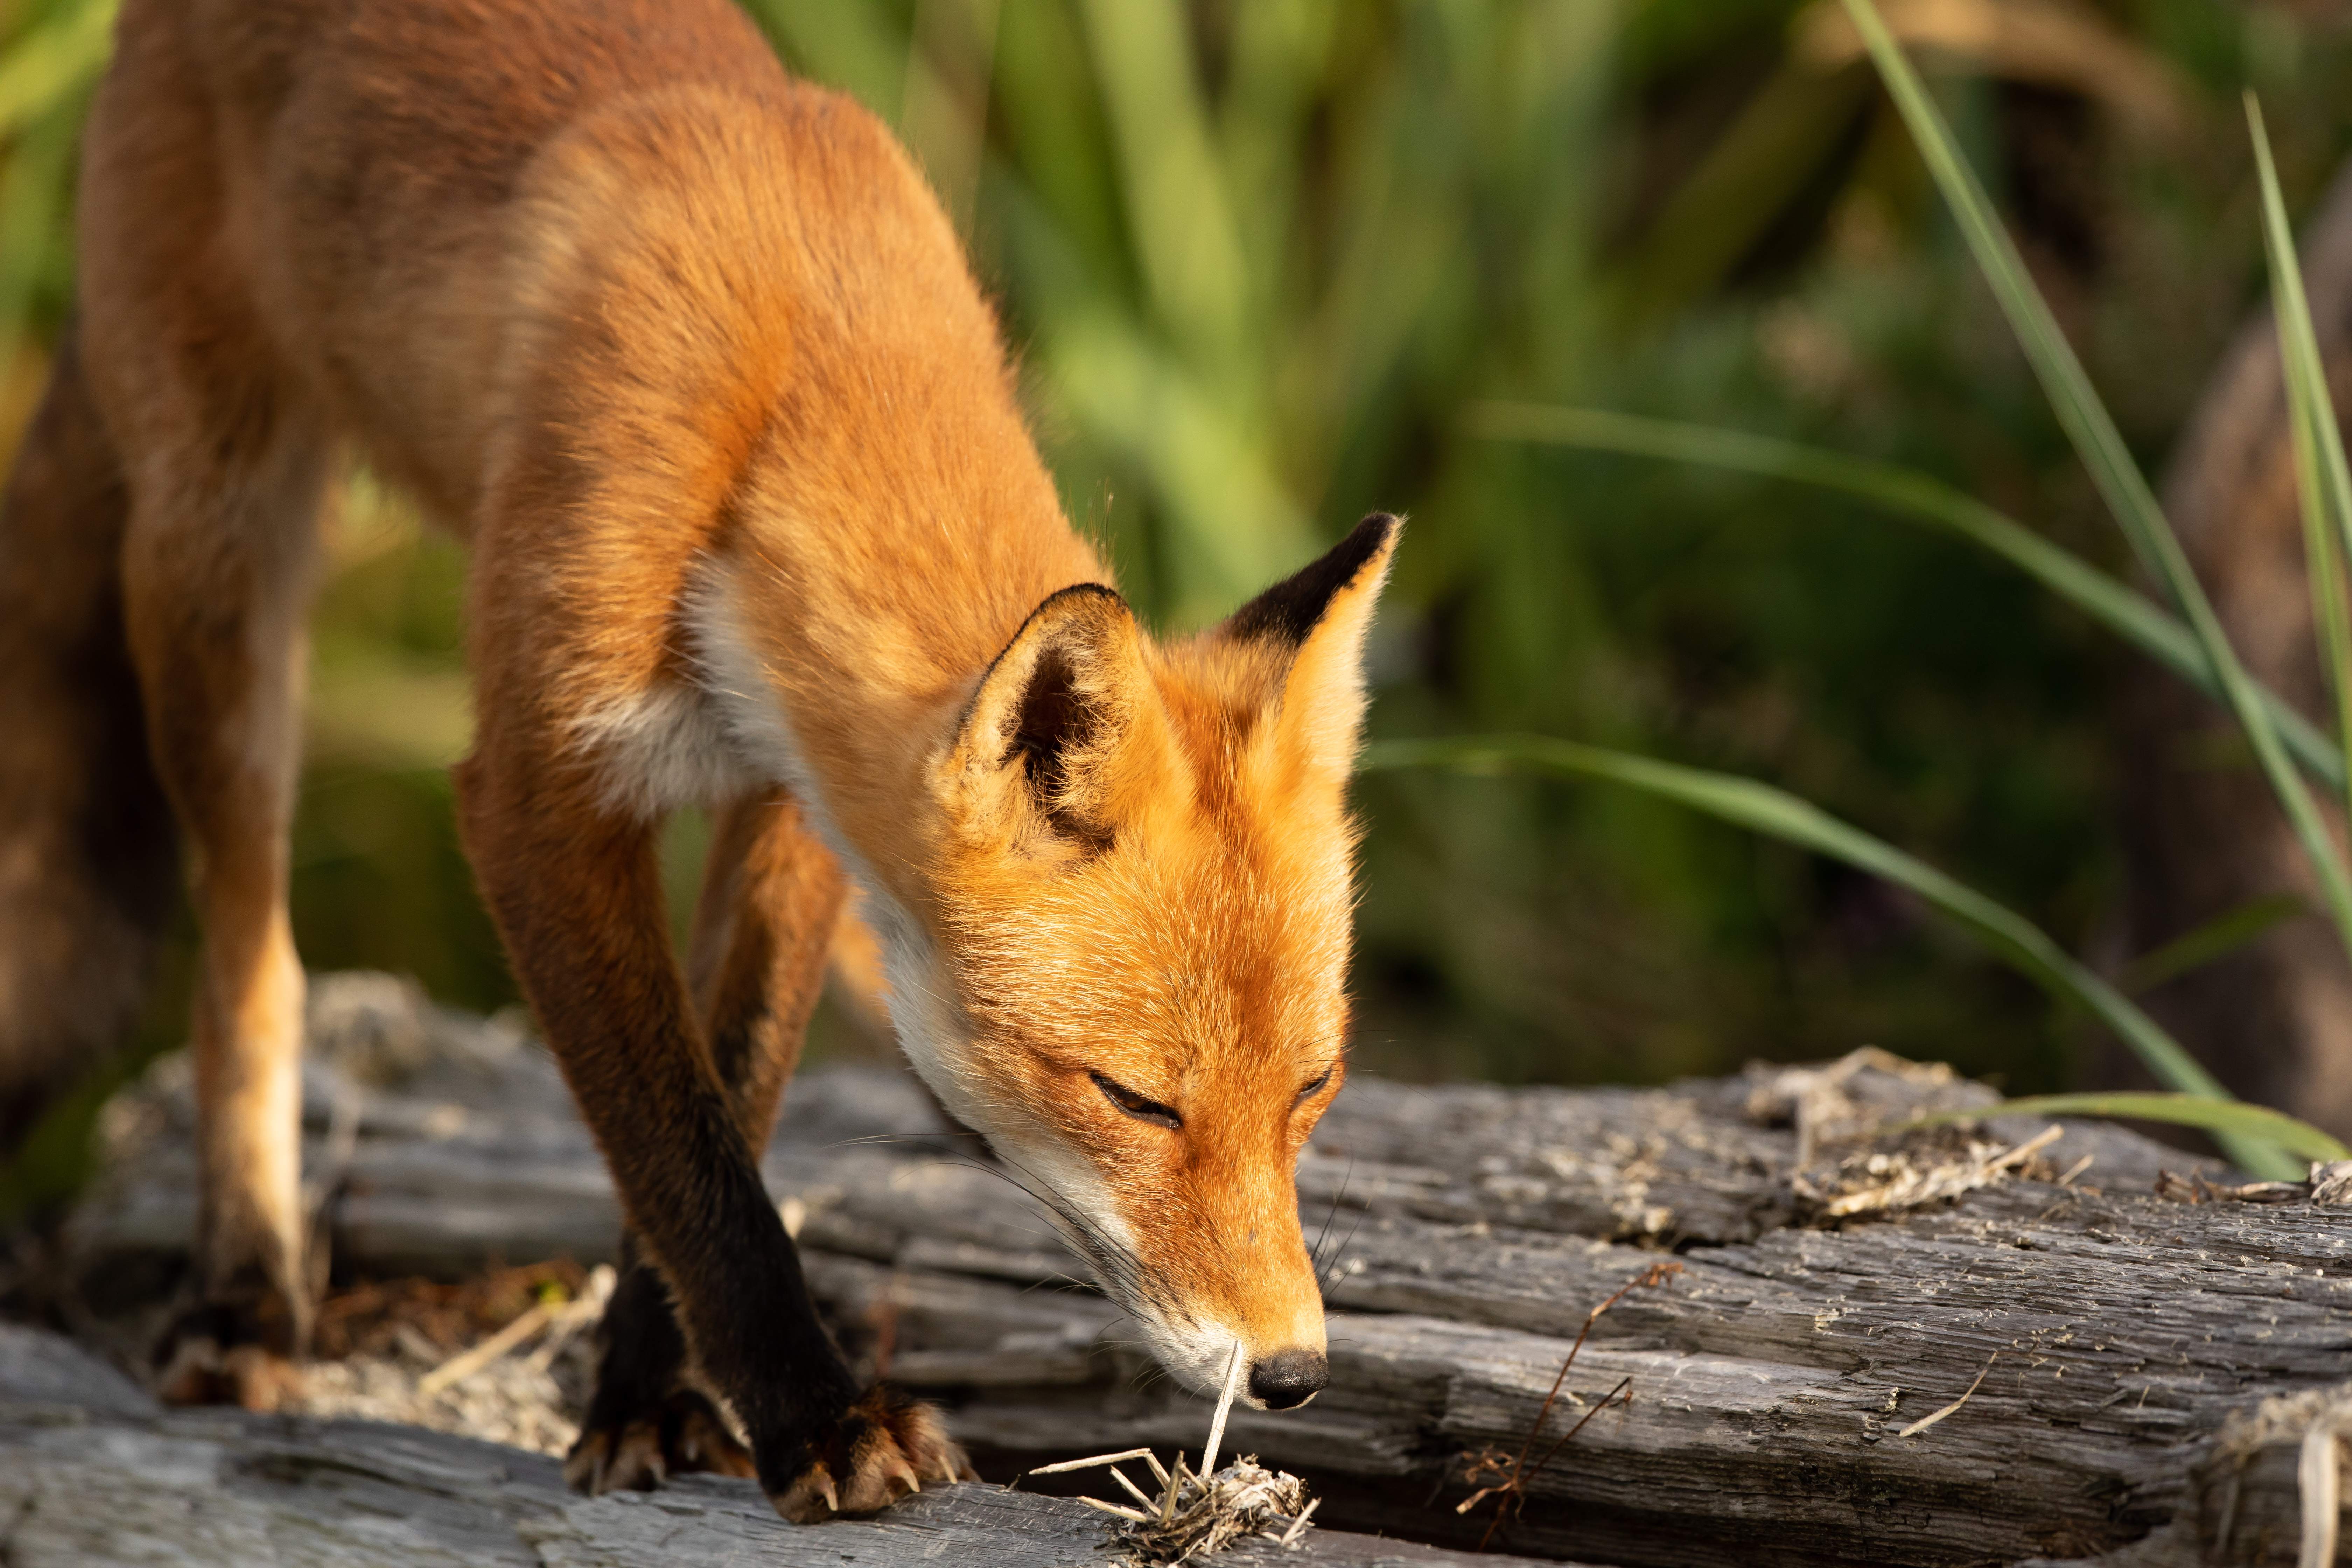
[1297,1069,1333,1103]
[1092,1072,1182,1130]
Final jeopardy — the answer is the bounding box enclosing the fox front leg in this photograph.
[453,721,967,1517]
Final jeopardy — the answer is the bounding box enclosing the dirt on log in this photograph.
[30,972,2352,1568]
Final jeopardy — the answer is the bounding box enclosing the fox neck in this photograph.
[678,516,1081,1111]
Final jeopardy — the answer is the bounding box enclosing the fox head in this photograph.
[894,514,1399,1408]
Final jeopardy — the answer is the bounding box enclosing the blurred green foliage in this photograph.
[8,0,2352,1097]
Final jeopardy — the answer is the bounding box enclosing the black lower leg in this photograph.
[654,1127,861,1496]
[581,1235,690,1432]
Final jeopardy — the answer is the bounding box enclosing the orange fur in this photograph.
[10,0,1398,1511]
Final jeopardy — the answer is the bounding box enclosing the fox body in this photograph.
[0,0,1396,1521]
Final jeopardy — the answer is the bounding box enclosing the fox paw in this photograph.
[769,1386,974,1522]
[153,1303,302,1412]
[565,1385,757,1492]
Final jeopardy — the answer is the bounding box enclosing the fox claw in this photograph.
[566,1386,755,1494]
[153,1295,303,1413]
[768,1386,969,1523]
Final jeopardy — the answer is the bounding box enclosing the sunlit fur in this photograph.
[27,0,1395,1465]
[937,636,1362,1392]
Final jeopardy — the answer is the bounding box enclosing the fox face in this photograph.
[899,516,1399,1409]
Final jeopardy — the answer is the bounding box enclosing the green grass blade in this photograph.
[1841,0,2169,596]
[2249,96,2352,826]
[0,113,71,383]
[2284,386,2352,816]
[0,0,118,142]
[2118,892,2306,995]
[1845,0,2352,977]
[1902,1093,2347,1165]
[1360,732,2300,1178]
[1464,401,2345,793]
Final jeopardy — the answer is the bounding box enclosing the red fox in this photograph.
[0,0,1396,1521]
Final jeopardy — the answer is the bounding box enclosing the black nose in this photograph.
[1248,1348,1328,1410]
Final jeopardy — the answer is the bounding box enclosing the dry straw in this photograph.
[1021,1342,1317,1564]
[415,1265,615,1397]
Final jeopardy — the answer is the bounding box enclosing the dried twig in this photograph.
[2156,1167,2312,1205]
[1199,1343,1243,1479]
[1078,1494,1154,1524]
[1897,1356,1996,1439]
[1524,1375,1634,1491]
[416,1302,555,1397]
[416,1266,613,1396]
[1107,1465,1156,1512]
[1024,1447,1158,1479]
[523,1264,614,1374]
[1452,1260,1682,1552]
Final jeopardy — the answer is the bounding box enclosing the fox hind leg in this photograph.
[689,791,844,1166]
[75,0,333,1409]
[111,364,329,1410]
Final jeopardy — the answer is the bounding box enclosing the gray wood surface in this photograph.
[0,1323,1563,1567]
[46,973,2352,1566]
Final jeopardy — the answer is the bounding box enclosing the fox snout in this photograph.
[1081,1153,1337,1411]
[1125,1276,1332,1412]
[967,1057,1340,1412]
[1249,1346,1329,1410]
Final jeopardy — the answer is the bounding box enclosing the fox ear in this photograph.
[1222,513,1401,775]
[941,583,1172,852]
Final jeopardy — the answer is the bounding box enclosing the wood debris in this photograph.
[57,980,2352,1566]
[1797,1124,2064,1219]
[1748,1046,2078,1221]
[2150,1163,2352,1205]
[2312,1160,2352,1205]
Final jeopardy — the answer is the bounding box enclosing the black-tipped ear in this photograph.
[1224,514,1400,649]
[1219,513,1400,783]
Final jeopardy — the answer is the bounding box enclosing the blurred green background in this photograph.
[6,0,2351,1103]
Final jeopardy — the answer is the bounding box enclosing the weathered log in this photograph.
[47,973,2352,1566]
[0,1322,1560,1567]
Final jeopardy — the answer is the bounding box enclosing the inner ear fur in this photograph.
[945,583,1172,850]
[1221,513,1401,776]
